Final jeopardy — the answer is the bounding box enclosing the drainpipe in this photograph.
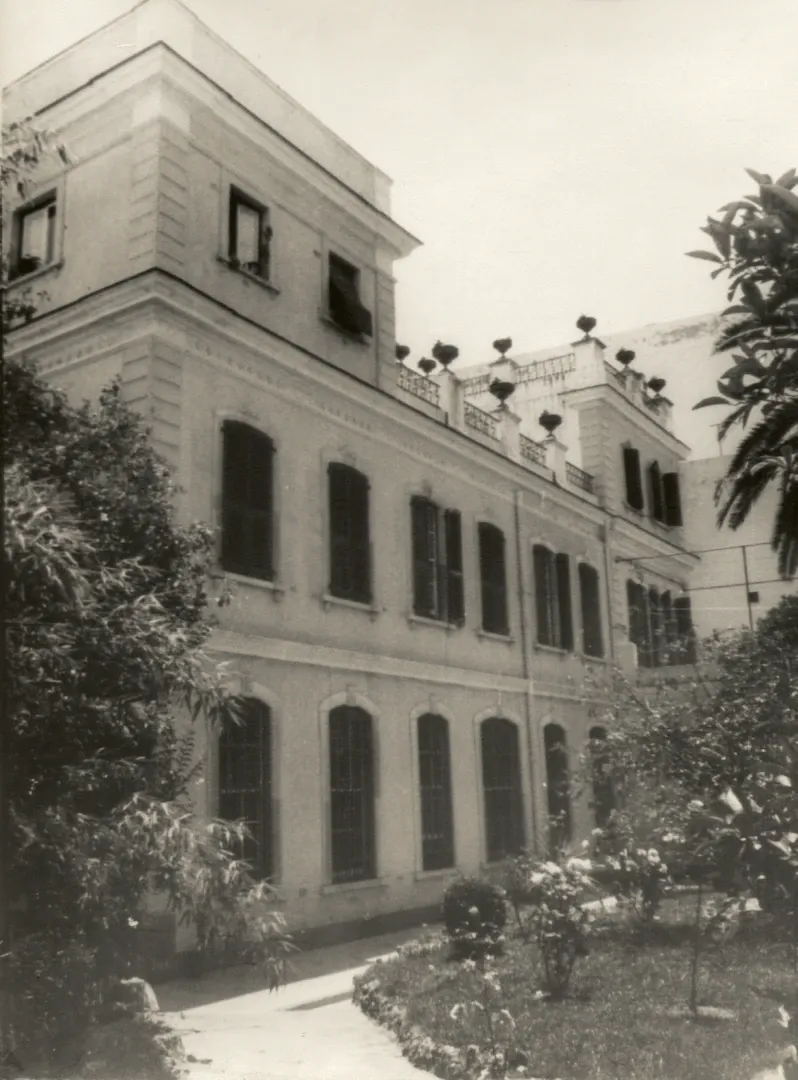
[513,489,539,854]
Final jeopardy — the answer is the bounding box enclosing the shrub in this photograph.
[442,878,507,959]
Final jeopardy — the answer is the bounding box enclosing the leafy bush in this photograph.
[442,878,507,959]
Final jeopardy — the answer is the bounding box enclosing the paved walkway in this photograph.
[159,929,431,1080]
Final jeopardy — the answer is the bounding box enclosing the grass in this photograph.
[354,897,797,1080]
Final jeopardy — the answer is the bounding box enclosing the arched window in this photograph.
[481,718,525,862]
[328,463,371,603]
[220,420,274,580]
[588,726,615,829]
[218,698,273,879]
[417,714,455,870]
[544,724,572,854]
[329,705,376,883]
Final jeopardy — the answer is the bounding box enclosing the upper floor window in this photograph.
[10,193,57,281]
[328,253,373,338]
[410,496,464,625]
[648,461,665,523]
[478,522,509,636]
[662,471,683,527]
[533,546,573,651]
[578,563,604,658]
[328,463,371,604]
[228,187,272,279]
[218,698,274,880]
[417,714,455,871]
[220,420,274,581]
[623,446,644,512]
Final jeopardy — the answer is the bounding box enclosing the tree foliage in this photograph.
[689,168,798,577]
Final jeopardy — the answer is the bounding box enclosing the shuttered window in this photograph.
[648,587,664,667]
[329,706,376,883]
[626,580,653,667]
[589,726,616,829]
[418,714,455,871]
[533,546,573,651]
[410,497,464,624]
[478,523,509,635]
[218,698,273,880]
[578,563,604,658]
[544,724,572,854]
[663,472,683,527]
[623,446,644,511]
[481,718,525,862]
[674,595,697,663]
[221,420,274,580]
[648,461,665,522]
[328,253,373,337]
[328,463,371,603]
[660,590,676,661]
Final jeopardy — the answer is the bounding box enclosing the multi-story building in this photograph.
[4,0,700,953]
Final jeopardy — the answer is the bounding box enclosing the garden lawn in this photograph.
[354,898,796,1080]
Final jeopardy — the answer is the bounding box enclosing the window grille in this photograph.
[418,714,455,871]
[218,698,273,879]
[481,718,524,862]
[329,705,376,883]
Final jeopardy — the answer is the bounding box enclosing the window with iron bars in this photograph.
[418,714,455,871]
[481,717,525,862]
[329,705,376,883]
[218,698,274,880]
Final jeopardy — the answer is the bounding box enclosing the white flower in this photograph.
[647,849,661,863]
[688,799,704,812]
[127,917,139,929]
[566,857,592,873]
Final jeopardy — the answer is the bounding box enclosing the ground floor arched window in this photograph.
[481,717,525,862]
[329,705,376,883]
[544,723,572,854]
[418,713,455,870]
[589,725,616,829]
[218,697,274,879]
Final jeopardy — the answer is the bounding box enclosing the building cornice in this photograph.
[563,383,690,455]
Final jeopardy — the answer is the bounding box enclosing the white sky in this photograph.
[2,0,797,364]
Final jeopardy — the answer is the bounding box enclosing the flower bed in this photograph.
[353,898,795,1080]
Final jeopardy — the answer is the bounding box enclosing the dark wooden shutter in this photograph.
[533,545,553,646]
[221,420,274,580]
[329,464,370,603]
[218,699,273,879]
[555,552,573,651]
[648,462,664,522]
[418,715,455,871]
[579,563,604,658]
[674,595,696,663]
[481,718,525,862]
[330,706,375,883]
[544,724,572,854]
[478,523,508,635]
[663,472,683,526]
[648,588,662,667]
[444,509,464,625]
[411,496,438,617]
[329,255,373,337]
[623,446,644,511]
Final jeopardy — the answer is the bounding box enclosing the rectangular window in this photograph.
[10,194,57,280]
[410,497,464,624]
[579,563,604,658]
[648,462,665,522]
[674,595,697,663]
[663,471,683,527]
[330,706,376,883]
[418,715,455,871]
[328,463,371,603]
[481,718,525,862]
[533,545,573,650]
[220,420,274,581]
[478,522,509,635]
[623,446,644,511]
[626,580,654,667]
[328,253,373,337]
[228,188,272,279]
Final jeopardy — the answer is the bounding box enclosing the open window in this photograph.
[228,187,272,279]
[327,253,373,337]
[410,496,464,624]
[10,192,57,281]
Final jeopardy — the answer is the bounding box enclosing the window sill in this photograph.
[406,613,463,633]
[414,867,459,883]
[217,254,280,294]
[7,259,63,288]
[320,876,389,896]
[581,653,608,664]
[318,310,371,345]
[321,593,380,620]
[211,569,285,600]
[476,629,514,644]
[533,643,572,657]
[623,502,645,518]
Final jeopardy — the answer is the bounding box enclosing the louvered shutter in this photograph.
[411,496,438,617]
[329,256,373,337]
[663,472,683,526]
[478,523,508,635]
[579,563,604,658]
[221,421,274,580]
[623,446,644,511]
[555,552,574,651]
[444,509,464,625]
[648,462,664,522]
[533,545,552,645]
